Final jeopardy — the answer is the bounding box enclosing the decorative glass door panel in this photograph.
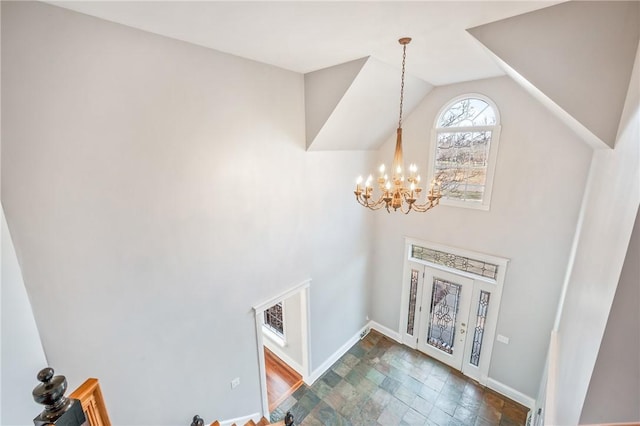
[418,270,473,371]
[426,279,461,354]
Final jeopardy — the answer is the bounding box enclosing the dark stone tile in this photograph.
[463,382,485,398]
[434,394,459,416]
[418,384,440,404]
[341,353,361,368]
[348,344,366,358]
[475,415,500,426]
[453,404,477,424]
[377,397,409,424]
[288,402,311,425]
[270,408,284,423]
[312,400,350,425]
[298,391,321,412]
[292,384,308,400]
[483,391,505,410]
[344,369,366,388]
[365,366,386,385]
[394,384,418,406]
[447,417,468,426]
[310,379,333,400]
[401,408,428,425]
[423,375,446,392]
[459,393,482,412]
[428,406,454,426]
[374,360,392,376]
[499,415,523,426]
[441,383,463,400]
[402,375,425,394]
[332,360,352,377]
[380,376,402,394]
[502,402,528,423]
[388,365,411,383]
[359,396,385,422]
[335,379,359,401]
[278,394,297,412]
[324,387,347,411]
[478,402,502,424]
[410,395,433,417]
[370,387,393,407]
[354,376,378,397]
[321,369,343,388]
[431,364,451,381]
[337,394,364,419]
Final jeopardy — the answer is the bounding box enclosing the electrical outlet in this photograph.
[231,377,240,389]
[360,327,370,340]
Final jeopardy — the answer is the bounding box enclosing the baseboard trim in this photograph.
[307,324,368,385]
[368,320,401,342]
[486,377,536,411]
[220,412,262,426]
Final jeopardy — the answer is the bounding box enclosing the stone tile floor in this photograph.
[270,330,529,426]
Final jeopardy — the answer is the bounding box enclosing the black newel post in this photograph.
[32,368,87,426]
[190,415,204,426]
[284,411,294,426]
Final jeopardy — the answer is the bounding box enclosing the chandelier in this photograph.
[354,37,441,214]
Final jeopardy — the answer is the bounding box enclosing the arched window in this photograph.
[431,94,501,210]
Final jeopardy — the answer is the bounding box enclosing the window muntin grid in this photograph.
[411,245,498,280]
[433,96,500,207]
[263,302,284,338]
[470,291,491,367]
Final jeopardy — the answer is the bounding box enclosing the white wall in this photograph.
[1,2,373,424]
[550,45,640,426]
[1,208,49,426]
[579,208,640,424]
[370,76,592,399]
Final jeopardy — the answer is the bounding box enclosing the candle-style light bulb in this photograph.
[379,164,385,175]
[366,175,373,188]
[356,176,363,184]
[385,181,391,191]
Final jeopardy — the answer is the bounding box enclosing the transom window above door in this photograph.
[430,94,501,210]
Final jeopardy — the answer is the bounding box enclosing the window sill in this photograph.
[262,326,287,348]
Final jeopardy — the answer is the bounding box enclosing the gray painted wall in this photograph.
[1,2,373,424]
[551,44,639,425]
[369,76,593,399]
[580,208,640,424]
[1,209,49,426]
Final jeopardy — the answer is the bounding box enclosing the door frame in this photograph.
[253,279,312,418]
[398,238,509,385]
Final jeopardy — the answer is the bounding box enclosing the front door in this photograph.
[417,269,473,371]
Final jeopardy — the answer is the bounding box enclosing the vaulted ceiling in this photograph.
[47,1,638,152]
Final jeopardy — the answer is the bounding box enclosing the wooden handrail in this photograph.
[69,378,111,426]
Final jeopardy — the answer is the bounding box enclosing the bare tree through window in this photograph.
[433,97,500,205]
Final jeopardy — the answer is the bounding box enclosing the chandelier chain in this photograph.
[354,36,442,214]
[398,42,407,129]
